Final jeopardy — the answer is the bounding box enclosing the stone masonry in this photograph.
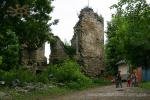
[71,7,104,76]
[21,44,47,66]
[50,36,69,63]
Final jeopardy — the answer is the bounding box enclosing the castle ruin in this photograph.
[20,7,105,76]
[21,44,47,67]
[71,7,104,76]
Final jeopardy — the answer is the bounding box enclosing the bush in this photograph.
[15,68,50,83]
[0,68,50,85]
[0,70,17,84]
[93,78,111,86]
[16,69,36,82]
[35,70,49,83]
[0,56,2,65]
[0,30,19,71]
[0,69,35,84]
[67,76,92,89]
[48,60,92,89]
[64,44,76,58]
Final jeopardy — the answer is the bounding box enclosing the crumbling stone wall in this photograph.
[71,7,104,76]
[50,36,69,64]
[21,44,47,67]
[21,35,69,67]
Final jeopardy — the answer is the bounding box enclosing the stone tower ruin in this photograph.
[71,7,104,76]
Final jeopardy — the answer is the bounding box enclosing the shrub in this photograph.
[48,60,80,82]
[48,60,92,89]
[0,69,35,84]
[0,30,19,71]
[0,70,17,84]
[35,70,49,83]
[67,75,92,89]
[0,68,50,85]
[15,68,50,83]
[16,69,36,82]
[0,56,2,65]
[93,78,111,86]
[64,43,76,58]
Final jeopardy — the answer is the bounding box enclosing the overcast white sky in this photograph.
[45,0,150,59]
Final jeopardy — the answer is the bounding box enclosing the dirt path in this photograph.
[48,83,150,100]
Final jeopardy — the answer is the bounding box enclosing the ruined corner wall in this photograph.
[49,36,69,63]
[71,7,104,76]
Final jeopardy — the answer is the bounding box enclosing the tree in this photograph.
[106,0,150,73]
[0,56,2,65]
[105,20,124,75]
[0,0,54,49]
[0,30,19,70]
[0,0,54,70]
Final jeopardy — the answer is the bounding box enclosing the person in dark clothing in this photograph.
[115,71,122,88]
[131,73,137,87]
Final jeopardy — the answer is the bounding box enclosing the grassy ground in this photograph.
[0,86,71,100]
[0,80,111,100]
[140,81,150,90]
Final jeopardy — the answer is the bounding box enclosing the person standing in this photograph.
[127,73,131,87]
[115,71,122,88]
[131,73,136,87]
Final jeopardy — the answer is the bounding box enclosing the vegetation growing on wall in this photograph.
[64,43,76,58]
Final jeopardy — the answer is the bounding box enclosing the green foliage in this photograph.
[66,76,92,89]
[0,56,2,65]
[0,0,54,71]
[93,78,111,85]
[140,81,150,90]
[0,60,110,91]
[97,15,104,23]
[0,0,54,50]
[0,69,35,84]
[0,30,19,71]
[0,59,93,87]
[114,0,150,67]
[0,70,17,84]
[105,21,123,75]
[35,70,49,83]
[0,68,50,85]
[48,60,92,89]
[16,69,36,82]
[106,0,150,75]
[64,43,76,58]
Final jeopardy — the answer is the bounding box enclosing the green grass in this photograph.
[140,81,150,90]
